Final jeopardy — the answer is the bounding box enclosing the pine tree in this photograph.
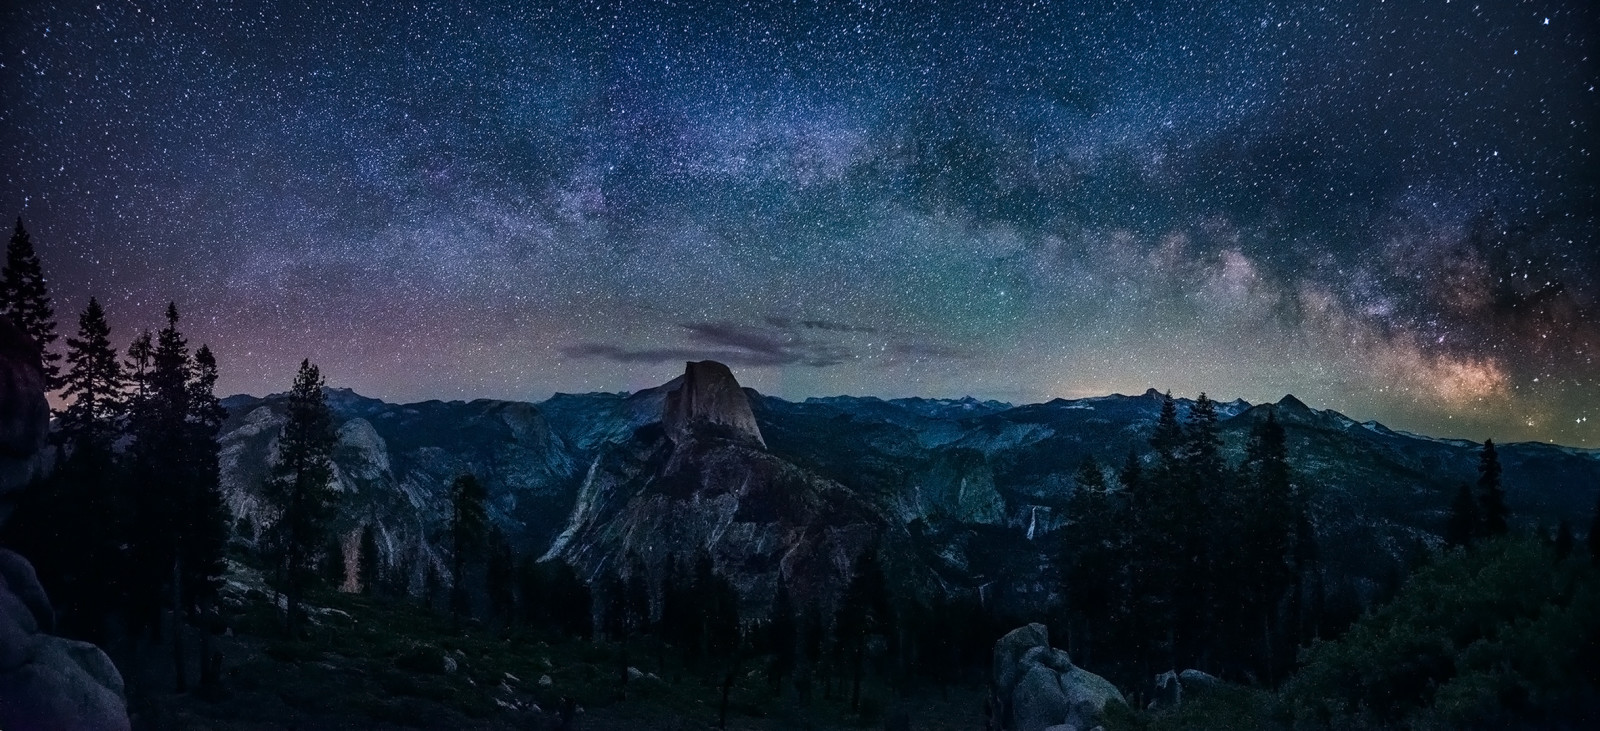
[184,343,229,690]
[1476,440,1508,538]
[1588,493,1600,567]
[768,576,797,695]
[1553,521,1573,562]
[1063,454,1112,666]
[125,305,192,651]
[1445,483,1479,549]
[486,528,514,623]
[1,217,61,387]
[125,329,153,405]
[1150,391,1185,469]
[358,523,381,595]
[836,548,892,711]
[58,298,126,452]
[449,473,488,620]
[264,359,337,637]
[1171,392,1223,668]
[1237,407,1296,680]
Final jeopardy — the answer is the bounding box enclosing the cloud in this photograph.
[563,317,962,368]
[761,316,877,333]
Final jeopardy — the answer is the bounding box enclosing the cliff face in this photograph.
[546,362,887,614]
[662,360,765,447]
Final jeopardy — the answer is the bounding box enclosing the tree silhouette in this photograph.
[264,359,337,637]
[1445,483,1479,549]
[1476,440,1508,538]
[449,473,488,620]
[58,297,125,451]
[1,217,60,387]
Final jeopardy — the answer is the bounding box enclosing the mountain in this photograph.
[217,363,1600,615]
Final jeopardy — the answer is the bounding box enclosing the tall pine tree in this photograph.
[1235,408,1297,680]
[1588,492,1600,567]
[126,304,192,646]
[58,297,125,452]
[358,523,382,595]
[449,473,488,620]
[1062,454,1114,666]
[1445,483,1479,549]
[1,217,61,387]
[1476,439,1508,538]
[183,344,229,690]
[264,359,337,637]
[768,576,798,695]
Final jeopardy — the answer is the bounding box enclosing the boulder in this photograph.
[1150,670,1182,710]
[0,551,131,731]
[1148,668,1223,710]
[990,623,1125,731]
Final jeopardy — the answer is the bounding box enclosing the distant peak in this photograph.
[1142,388,1164,398]
[662,360,765,447]
[1276,394,1311,411]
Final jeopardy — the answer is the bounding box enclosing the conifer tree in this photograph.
[1588,493,1600,567]
[125,305,192,647]
[486,528,514,623]
[1476,439,1508,538]
[358,523,381,595]
[125,329,153,405]
[1172,392,1224,667]
[1062,455,1112,665]
[1150,391,1185,470]
[1445,483,1479,549]
[768,576,797,695]
[1236,407,1296,679]
[1,217,61,387]
[184,343,229,691]
[59,297,125,451]
[1553,520,1573,562]
[836,548,892,711]
[264,359,337,637]
[449,473,488,620]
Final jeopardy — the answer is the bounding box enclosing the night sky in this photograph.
[2,0,1596,445]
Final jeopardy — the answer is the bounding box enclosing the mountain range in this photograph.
[217,361,1600,617]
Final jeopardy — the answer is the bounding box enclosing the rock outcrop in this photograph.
[663,360,764,447]
[0,549,131,731]
[0,318,49,515]
[990,623,1124,731]
[1150,668,1222,710]
[545,361,889,613]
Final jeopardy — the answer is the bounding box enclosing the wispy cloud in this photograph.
[563,317,962,368]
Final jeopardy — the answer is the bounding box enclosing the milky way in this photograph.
[2,0,1596,445]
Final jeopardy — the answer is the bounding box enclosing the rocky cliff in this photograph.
[0,319,49,517]
[546,362,888,613]
[662,360,765,447]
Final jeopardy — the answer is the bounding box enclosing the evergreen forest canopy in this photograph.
[2,216,1597,728]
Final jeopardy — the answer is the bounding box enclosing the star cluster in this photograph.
[2,0,1596,444]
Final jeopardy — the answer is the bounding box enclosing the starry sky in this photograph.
[2,0,1597,445]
